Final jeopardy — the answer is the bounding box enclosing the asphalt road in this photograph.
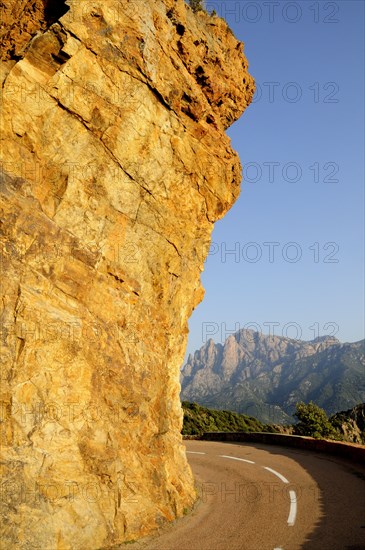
[131,440,365,550]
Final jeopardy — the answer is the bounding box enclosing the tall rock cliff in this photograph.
[0,0,254,547]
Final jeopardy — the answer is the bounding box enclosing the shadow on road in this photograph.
[229,441,365,550]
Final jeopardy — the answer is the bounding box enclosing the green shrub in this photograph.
[293,401,341,440]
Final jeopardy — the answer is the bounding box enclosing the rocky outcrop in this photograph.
[0,0,254,547]
[181,330,365,423]
[0,0,70,61]
[330,404,365,444]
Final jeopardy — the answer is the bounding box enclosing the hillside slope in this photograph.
[182,401,263,436]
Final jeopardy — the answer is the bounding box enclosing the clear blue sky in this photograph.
[185,0,364,359]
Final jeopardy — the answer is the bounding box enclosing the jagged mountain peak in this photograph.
[181,330,364,423]
[310,335,340,344]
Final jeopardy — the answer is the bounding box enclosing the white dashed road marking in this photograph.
[263,466,290,484]
[217,456,297,526]
[186,451,206,455]
[187,450,297,535]
[219,455,255,464]
[287,490,298,526]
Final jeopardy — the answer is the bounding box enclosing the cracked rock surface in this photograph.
[0,0,254,547]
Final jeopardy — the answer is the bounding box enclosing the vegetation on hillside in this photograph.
[182,400,365,444]
[182,401,264,436]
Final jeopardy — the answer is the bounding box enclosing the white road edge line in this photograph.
[263,466,289,484]
[219,455,255,464]
[287,490,297,526]
[186,451,206,455]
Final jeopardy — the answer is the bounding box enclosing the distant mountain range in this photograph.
[180,330,365,423]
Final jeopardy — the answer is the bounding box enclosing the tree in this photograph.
[293,401,340,440]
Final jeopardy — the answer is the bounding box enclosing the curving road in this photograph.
[131,440,365,550]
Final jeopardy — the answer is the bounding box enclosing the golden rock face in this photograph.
[0,0,254,547]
